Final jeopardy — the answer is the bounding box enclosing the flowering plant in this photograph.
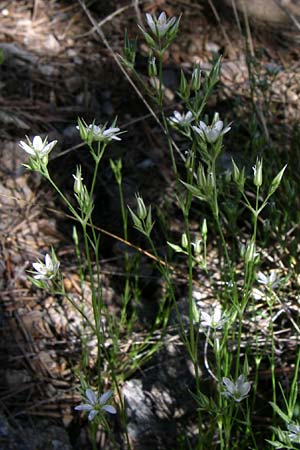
[222,375,251,403]
[31,250,60,282]
[75,389,116,422]
[192,113,231,144]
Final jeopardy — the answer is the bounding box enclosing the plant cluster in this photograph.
[19,10,299,450]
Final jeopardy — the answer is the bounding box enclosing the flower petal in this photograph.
[214,121,223,132]
[99,390,112,405]
[102,405,117,415]
[85,389,97,405]
[88,409,98,421]
[213,306,222,323]
[45,254,53,270]
[74,404,93,411]
[19,141,35,155]
[200,311,211,326]
[158,12,166,23]
[32,136,43,151]
[257,272,268,284]
[33,274,47,280]
[192,126,204,137]
[42,140,57,155]
[198,121,207,131]
[207,129,219,143]
[32,262,46,273]
[146,13,155,32]
[221,125,231,135]
[222,377,234,394]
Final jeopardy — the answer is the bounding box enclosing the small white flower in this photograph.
[287,423,300,444]
[192,114,231,144]
[75,389,116,421]
[169,110,193,126]
[222,375,251,402]
[252,287,264,301]
[200,305,227,330]
[146,11,176,38]
[19,136,57,157]
[257,270,279,289]
[77,122,122,142]
[32,253,60,281]
[101,126,122,141]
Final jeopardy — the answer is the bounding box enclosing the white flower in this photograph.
[77,122,122,142]
[257,271,279,289]
[101,126,121,141]
[252,287,264,301]
[287,423,300,444]
[200,305,227,330]
[222,375,251,402]
[169,110,193,126]
[75,389,116,421]
[192,114,231,144]
[19,136,57,157]
[146,11,176,38]
[32,253,60,281]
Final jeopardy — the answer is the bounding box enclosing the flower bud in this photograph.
[201,218,207,238]
[245,241,257,264]
[148,56,157,77]
[197,164,207,189]
[73,166,84,195]
[193,239,201,256]
[136,194,147,220]
[207,172,215,190]
[191,64,201,91]
[179,69,190,100]
[110,158,122,185]
[123,30,137,68]
[232,158,240,183]
[212,112,220,126]
[72,226,79,247]
[268,164,287,196]
[181,233,188,249]
[253,158,263,187]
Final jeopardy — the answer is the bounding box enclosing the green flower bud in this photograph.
[73,166,83,195]
[268,164,287,196]
[232,158,240,183]
[191,64,201,91]
[201,218,207,237]
[193,239,201,256]
[110,158,122,185]
[123,30,137,68]
[72,226,79,247]
[197,164,207,189]
[148,56,157,77]
[253,158,263,187]
[245,241,258,264]
[181,233,188,249]
[136,194,147,220]
[179,69,190,100]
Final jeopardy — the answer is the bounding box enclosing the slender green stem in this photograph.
[46,173,80,222]
[82,223,103,392]
[157,52,178,175]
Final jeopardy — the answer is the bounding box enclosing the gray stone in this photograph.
[123,340,199,449]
